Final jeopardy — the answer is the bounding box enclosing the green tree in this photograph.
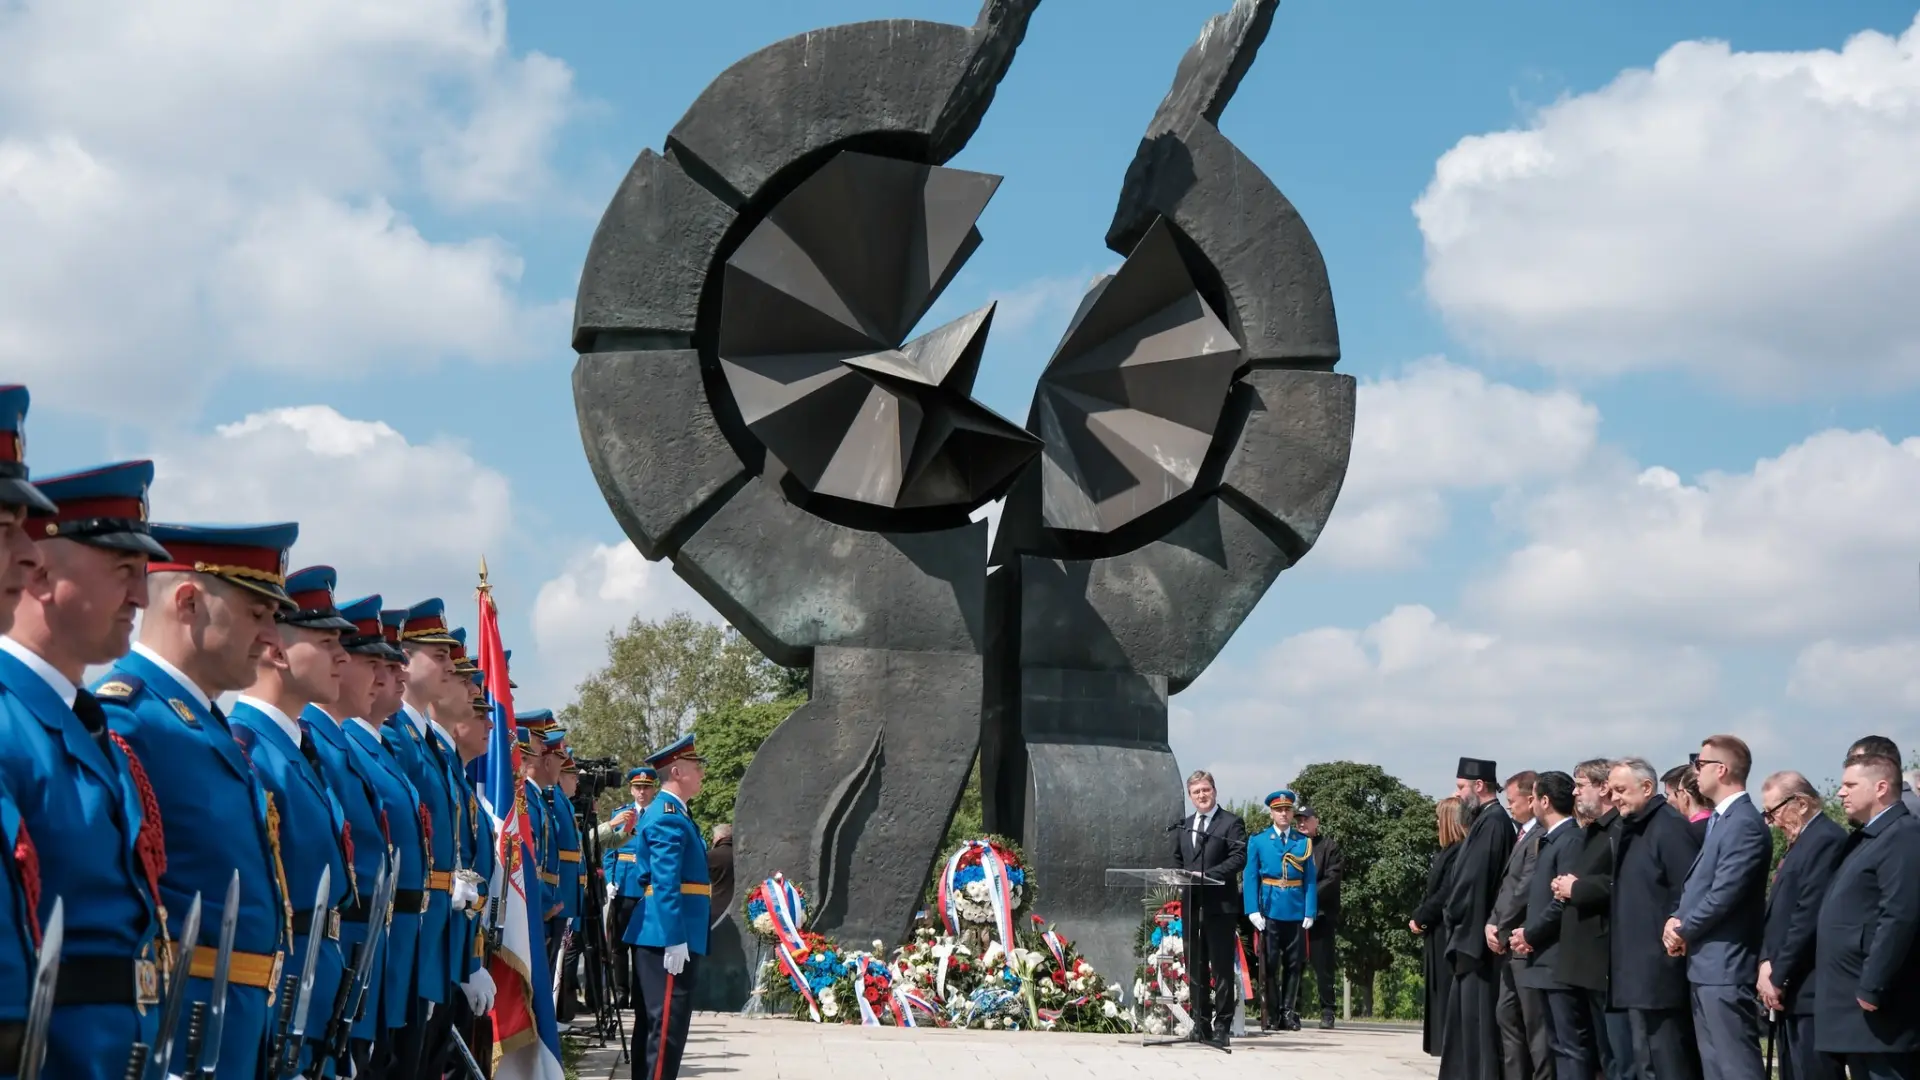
[560,613,782,768]
[1289,761,1436,1017]
[688,694,806,830]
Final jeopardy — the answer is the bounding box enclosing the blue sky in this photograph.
[6,0,1919,799]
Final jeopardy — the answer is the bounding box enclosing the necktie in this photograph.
[72,688,113,758]
[1707,810,1720,840]
[1192,812,1209,850]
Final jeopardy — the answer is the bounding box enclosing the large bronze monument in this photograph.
[571,0,1354,1001]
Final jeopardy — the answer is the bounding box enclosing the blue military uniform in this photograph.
[627,735,710,1080]
[1244,788,1317,1031]
[606,766,656,1017]
[97,522,300,1080]
[0,459,173,1080]
[451,682,496,984]
[384,600,464,1022]
[230,565,361,1076]
[0,387,53,1080]
[304,593,403,1059]
[0,775,40,1080]
[552,774,584,931]
[340,708,425,1037]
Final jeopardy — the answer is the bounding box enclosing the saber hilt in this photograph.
[180,1001,206,1075]
[310,941,363,1077]
[265,973,298,1076]
[122,1045,148,1080]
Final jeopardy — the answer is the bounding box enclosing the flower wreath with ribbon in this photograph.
[934,835,1033,959]
[741,871,809,946]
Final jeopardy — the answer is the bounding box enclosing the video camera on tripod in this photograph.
[570,755,624,804]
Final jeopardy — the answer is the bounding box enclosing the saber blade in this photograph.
[197,869,242,1078]
[18,897,64,1080]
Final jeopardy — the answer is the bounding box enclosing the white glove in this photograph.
[461,968,498,1012]
[451,877,480,910]
[664,943,689,975]
[1248,913,1266,932]
[1303,917,1314,930]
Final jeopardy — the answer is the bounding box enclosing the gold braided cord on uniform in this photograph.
[190,562,287,586]
[1281,835,1313,874]
[399,627,457,641]
[262,793,297,952]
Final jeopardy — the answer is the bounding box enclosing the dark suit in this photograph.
[1173,807,1248,1038]
[1308,832,1344,1016]
[1518,820,1591,1080]
[1675,792,1771,1080]
[1761,813,1845,1080]
[1493,822,1552,1080]
[1814,803,1920,1079]
[1612,795,1702,1080]
[1559,810,1631,1080]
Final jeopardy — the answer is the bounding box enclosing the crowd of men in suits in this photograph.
[1418,738,1920,1080]
[0,385,599,1079]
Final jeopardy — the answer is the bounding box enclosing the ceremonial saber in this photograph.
[18,897,63,1080]
[192,870,241,1079]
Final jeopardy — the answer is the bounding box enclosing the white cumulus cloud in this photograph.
[1417,15,1920,393]
[1174,604,1723,800]
[148,405,513,607]
[1315,358,1599,569]
[526,541,721,708]
[1472,429,1920,643]
[1788,638,1920,715]
[0,0,577,418]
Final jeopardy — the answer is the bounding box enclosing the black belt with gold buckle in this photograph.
[292,907,343,941]
[54,954,163,1007]
[393,889,429,914]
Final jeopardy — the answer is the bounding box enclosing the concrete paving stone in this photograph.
[572,1011,1431,1078]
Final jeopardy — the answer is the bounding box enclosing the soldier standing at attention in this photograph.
[387,599,470,1077]
[552,754,586,1022]
[0,435,173,1078]
[229,566,359,1077]
[1245,788,1317,1032]
[627,735,710,1080]
[345,612,428,1078]
[604,766,657,1015]
[308,592,403,1075]
[97,522,301,1080]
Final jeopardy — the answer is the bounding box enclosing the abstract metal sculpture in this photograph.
[573,0,1354,1004]
[718,152,1038,513]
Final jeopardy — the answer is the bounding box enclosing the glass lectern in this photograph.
[1105,868,1243,1046]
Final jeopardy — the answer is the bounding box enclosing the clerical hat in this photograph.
[1457,757,1498,783]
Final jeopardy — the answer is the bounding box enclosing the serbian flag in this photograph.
[478,574,564,1079]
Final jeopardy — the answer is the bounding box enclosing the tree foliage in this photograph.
[1288,761,1436,1016]
[559,612,785,768]
[689,694,806,830]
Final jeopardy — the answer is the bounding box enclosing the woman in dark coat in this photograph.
[1412,796,1469,1056]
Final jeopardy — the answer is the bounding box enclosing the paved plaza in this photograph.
[572,1013,1433,1079]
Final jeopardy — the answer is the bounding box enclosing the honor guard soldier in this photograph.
[604,766,657,1012]
[387,599,470,1076]
[0,784,39,1080]
[2,460,173,1080]
[307,592,402,1073]
[626,734,710,1080]
[552,753,586,1021]
[342,611,428,1075]
[439,666,497,1061]
[97,521,301,1080]
[1245,788,1317,1032]
[231,566,360,1075]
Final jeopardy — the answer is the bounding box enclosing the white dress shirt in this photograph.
[350,716,387,743]
[132,642,213,711]
[234,694,302,746]
[0,636,77,707]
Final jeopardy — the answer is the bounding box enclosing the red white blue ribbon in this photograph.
[759,873,807,953]
[775,941,821,1022]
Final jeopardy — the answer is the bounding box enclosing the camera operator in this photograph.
[602,766,660,1011]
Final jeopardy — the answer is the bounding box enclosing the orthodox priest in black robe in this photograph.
[1440,757,1517,1080]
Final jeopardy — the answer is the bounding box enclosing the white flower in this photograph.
[1102,999,1119,1018]
[820,986,837,1005]
[872,939,885,952]
[821,1000,840,1019]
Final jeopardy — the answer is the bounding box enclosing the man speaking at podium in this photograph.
[1173,769,1248,1050]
